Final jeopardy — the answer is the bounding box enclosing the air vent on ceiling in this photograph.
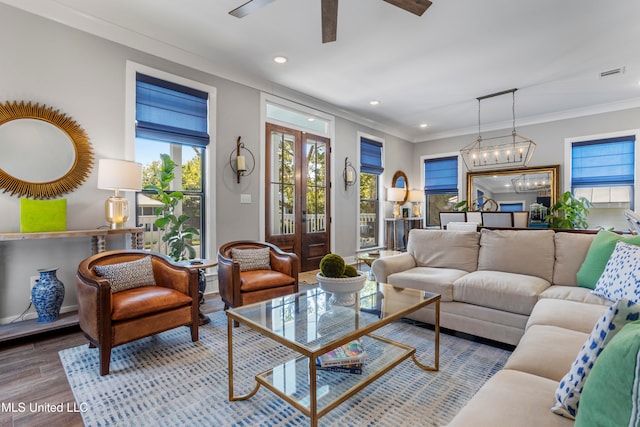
[599,66,625,79]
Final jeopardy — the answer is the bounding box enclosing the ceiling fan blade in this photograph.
[229,0,276,18]
[322,0,338,43]
[382,0,432,16]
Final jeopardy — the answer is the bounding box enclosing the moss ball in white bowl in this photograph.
[316,273,366,306]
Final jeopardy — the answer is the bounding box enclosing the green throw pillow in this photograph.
[575,321,640,427]
[576,230,640,289]
[20,198,67,232]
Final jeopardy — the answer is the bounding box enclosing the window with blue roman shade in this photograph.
[424,156,458,192]
[499,203,524,212]
[572,136,634,187]
[136,73,209,147]
[359,137,383,249]
[570,134,636,230]
[424,156,459,226]
[360,138,384,175]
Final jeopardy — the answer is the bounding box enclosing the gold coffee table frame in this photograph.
[226,284,440,427]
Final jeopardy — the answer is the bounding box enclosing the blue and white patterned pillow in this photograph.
[552,298,640,419]
[592,241,640,304]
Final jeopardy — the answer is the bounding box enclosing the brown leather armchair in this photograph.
[217,241,299,311]
[76,250,199,375]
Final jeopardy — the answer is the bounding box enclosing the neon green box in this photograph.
[20,198,67,232]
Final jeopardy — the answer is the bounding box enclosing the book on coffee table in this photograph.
[317,339,369,367]
[315,359,364,374]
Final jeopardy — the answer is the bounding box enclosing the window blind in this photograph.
[360,138,384,175]
[424,156,458,192]
[572,136,634,186]
[136,73,209,147]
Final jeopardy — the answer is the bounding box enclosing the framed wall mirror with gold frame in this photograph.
[466,165,560,212]
[0,101,93,199]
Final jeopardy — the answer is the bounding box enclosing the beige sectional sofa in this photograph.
[371,228,613,426]
[448,298,609,426]
[371,228,609,345]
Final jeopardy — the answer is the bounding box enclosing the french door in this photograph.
[265,123,330,272]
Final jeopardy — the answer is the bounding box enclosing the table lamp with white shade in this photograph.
[97,159,142,229]
[387,187,405,218]
[408,190,424,217]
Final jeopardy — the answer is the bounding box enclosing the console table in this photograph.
[0,227,145,343]
[0,227,144,254]
[385,218,422,251]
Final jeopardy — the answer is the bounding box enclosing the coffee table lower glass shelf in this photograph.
[226,284,440,427]
[255,333,415,418]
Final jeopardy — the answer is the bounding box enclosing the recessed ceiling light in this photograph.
[307,118,315,122]
[273,56,287,64]
[419,123,428,128]
[369,100,380,106]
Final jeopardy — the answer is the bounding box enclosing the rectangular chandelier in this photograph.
[460,133,536,170]
[511,173,550,193]
[460,88,536,171]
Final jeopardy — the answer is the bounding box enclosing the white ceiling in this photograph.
[5,0,640,142]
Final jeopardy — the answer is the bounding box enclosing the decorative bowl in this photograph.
[316,273,366,306]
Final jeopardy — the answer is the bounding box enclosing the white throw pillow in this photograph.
[592,241,640,303]
[552,298,640,419]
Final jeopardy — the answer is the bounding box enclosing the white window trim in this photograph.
[564,129,640,209]
[357,132,385,251]
[420,151,464,227]
[125,60,217,260]
[259,93,336,251]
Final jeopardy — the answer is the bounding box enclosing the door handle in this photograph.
[301,210,306,223]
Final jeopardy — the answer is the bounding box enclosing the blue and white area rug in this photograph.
[59,311,511,426]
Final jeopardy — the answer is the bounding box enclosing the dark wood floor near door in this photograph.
[0,296,225,427]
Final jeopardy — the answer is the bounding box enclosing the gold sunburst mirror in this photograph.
[0,101,94,199]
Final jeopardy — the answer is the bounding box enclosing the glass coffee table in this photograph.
[226,282,440,427]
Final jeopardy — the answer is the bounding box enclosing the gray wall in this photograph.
[413,108,640,196]
[1,3,638,323]
[0,4,410,322]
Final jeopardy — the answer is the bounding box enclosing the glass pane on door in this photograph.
[305,138,327,234]
[270,130,296,235]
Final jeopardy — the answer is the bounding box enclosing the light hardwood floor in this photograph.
[0,296,225,427]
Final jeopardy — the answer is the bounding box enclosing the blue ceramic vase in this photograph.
[32,267,65,322]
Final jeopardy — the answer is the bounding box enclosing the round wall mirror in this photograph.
[391,170,409,203]
[0,101,94,199]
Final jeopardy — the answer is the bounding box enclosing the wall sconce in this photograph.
[343,157,357,191]
[408,190,423,217]
[229,136,255,183]
[387,187,405,218]
[97,159,142,229]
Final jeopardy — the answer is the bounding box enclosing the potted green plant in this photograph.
[144,154,200,261]
[316,254,366,306]
[544,191,593,230]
